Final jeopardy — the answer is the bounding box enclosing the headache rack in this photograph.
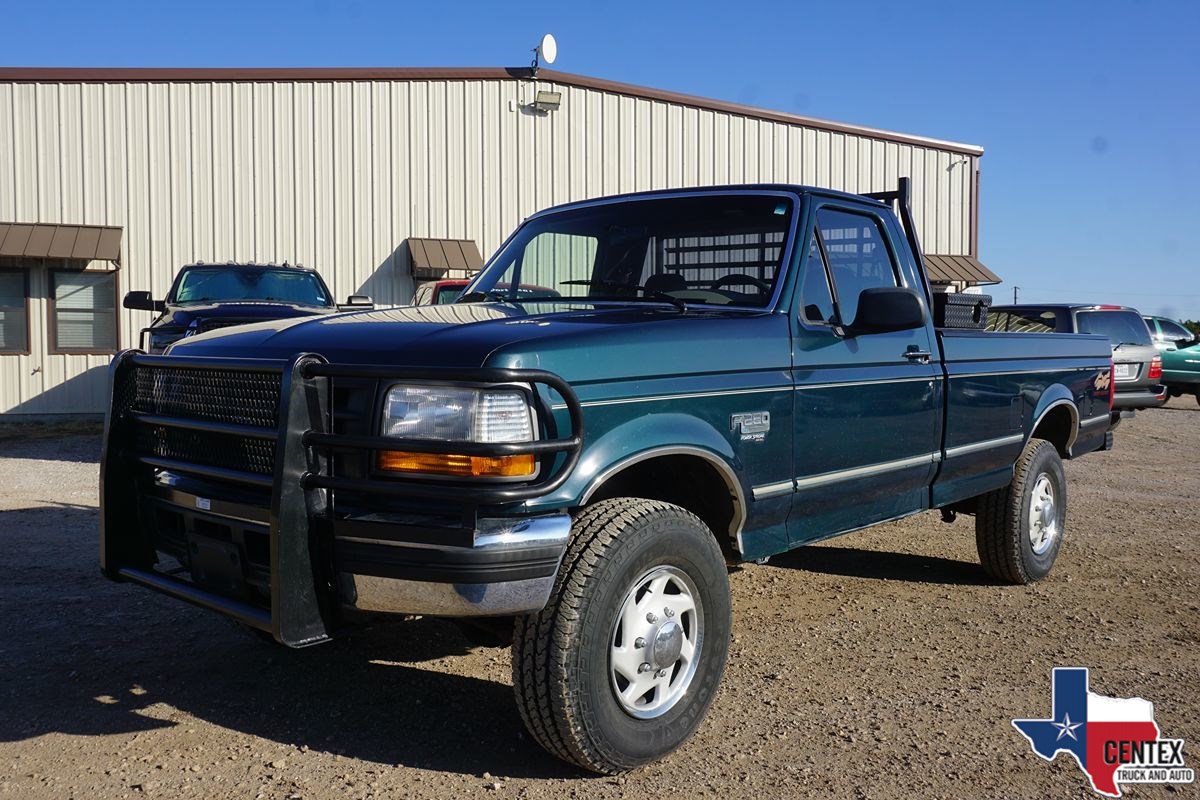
[100,350,583,646]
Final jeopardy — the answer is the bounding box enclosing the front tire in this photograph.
[975,438,1067,584]
[512,498,732,774]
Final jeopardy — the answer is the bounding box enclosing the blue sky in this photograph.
[7,0,1200,318]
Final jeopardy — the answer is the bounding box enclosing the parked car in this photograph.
[410,278,562,305]
[101,180,1113,774]
[1143,315,1200,404]
[124,262,371,353]
[989,304,1165,411]
[410,278,470,305]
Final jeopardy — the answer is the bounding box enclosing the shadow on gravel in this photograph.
[0,433,102,464]
[0,506,578,780]
[770,544,993,586]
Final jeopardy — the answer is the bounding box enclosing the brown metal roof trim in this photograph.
[924,254,1000,285]
[0,66,984,157]
[407,237,484,274]
[0,221,122,263]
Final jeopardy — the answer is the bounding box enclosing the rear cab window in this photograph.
[986,309,1058,333]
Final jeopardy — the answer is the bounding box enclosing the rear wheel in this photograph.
[512,498,731,774]
[975,438,1067,584]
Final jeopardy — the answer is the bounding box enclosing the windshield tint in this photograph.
[172,268,331,306]
[1076,310,1152,346]
[464,194,794,308]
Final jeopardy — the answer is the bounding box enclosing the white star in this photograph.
[1052,713,1082,741]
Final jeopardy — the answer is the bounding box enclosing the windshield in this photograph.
[172,268,332,306]
[1076,310,1152,346]
[463,194,795,308]
[435,285,466,304]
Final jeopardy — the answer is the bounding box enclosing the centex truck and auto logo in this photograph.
[1013,667,1194,797]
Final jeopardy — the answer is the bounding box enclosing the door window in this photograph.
[799,237,835,324]
[1156,318,1191,342]
[815,208,899,324]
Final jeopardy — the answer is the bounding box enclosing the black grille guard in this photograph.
[100,350,584,647]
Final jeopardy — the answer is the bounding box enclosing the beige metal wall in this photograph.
[0,76,978,415]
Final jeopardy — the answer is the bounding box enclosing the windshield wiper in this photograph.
[560,279,687,312]
[1112,341,1145,349]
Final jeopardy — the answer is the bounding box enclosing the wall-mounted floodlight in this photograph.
[533,90,562,113]
[531,33,557,75]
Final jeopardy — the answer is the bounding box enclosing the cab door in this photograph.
[786,201,941,544]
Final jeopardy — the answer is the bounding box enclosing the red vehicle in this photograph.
[410,279,560,305]
[410,279,470,305]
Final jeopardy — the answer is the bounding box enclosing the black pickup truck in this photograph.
[101,180,1113,773]
[124,262,371,353]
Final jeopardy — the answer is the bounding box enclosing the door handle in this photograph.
[903,348,932,364]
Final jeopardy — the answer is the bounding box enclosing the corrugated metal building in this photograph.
[0,66,991,417]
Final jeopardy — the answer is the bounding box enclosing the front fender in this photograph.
[536,411,745,514]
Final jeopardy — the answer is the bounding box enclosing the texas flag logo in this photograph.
[1013,667,1194,796]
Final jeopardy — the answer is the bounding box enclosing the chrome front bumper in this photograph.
[338,513,572,617]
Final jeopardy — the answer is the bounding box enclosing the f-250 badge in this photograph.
[731,411,770,442]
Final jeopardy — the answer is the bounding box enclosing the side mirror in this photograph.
[123,290,164,312]
[338,294,375,311]
[844,287,926,336]
[1176,336,1198,349]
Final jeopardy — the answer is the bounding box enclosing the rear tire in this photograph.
[512,498,731,774]
[975,438,1066,584]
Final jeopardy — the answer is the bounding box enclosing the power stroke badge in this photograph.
[1013,667,1194,797]
[730,411,770,442]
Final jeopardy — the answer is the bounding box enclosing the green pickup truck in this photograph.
[101,180,1114,773]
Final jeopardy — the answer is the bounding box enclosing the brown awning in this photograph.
[0,222,122,264]
[407,237,484,277]
[924,254,999,285]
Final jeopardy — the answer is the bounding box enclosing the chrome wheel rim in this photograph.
[609,565,703,719]
[1028,473,1059,555]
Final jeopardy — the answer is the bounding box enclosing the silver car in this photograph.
[988,304,1166,410]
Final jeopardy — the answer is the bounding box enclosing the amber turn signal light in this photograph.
[376,450,536,478]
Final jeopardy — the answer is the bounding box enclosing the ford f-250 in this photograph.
[100,179,1114,774]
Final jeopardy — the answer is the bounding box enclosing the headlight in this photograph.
[377,385,537,478]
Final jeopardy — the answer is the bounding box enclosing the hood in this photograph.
[155,301,335,331]
[166,300,788,380]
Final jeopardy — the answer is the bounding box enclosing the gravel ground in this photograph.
[0,402,1197,799]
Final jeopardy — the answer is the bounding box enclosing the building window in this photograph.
[0,270,30,354]
[51,270,118,354]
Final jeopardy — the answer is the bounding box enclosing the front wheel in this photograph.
[975,438,1067,584]
[512,498,732,774]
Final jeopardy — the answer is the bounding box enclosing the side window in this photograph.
[816,208,898,323]
[799,237,835,323]
[0,270,30,354]
[1158,319,1191,341]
